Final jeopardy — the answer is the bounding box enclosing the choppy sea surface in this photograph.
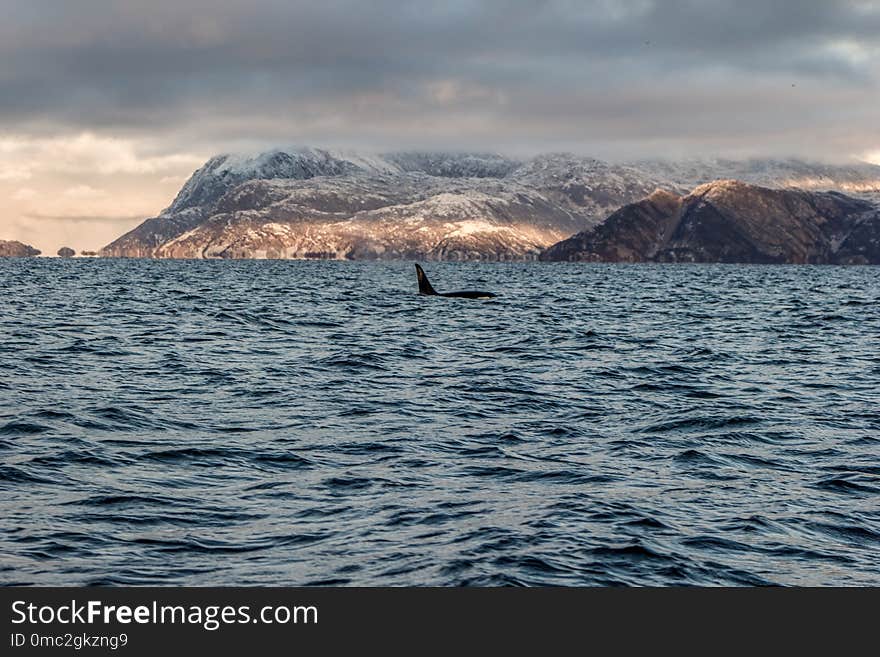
[1,259,878,586]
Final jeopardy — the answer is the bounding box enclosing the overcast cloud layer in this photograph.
[1,0,879,252]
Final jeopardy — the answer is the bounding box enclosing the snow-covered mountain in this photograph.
[151,175,582,260]
[164,147,399,215]
[101,148,880,260]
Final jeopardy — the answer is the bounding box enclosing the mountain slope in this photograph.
[540,189,683,262]
[540,180,880,264]
[150,175,580,260]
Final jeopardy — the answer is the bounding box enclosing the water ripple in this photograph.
[1,259,879,585]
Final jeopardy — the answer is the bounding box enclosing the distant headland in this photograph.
[0,240,41,257]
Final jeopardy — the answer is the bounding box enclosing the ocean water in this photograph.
[1,258,878,586]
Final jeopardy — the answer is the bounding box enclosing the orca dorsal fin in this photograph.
[415,263,438,295]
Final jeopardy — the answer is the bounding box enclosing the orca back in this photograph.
[414,263,496,299]
[440,291,497,299]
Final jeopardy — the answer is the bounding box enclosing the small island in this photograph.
[0,240,41,257]
[57,246,76,258]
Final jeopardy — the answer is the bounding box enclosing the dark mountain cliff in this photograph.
[541,181,880,264]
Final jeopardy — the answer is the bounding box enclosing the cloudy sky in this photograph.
[1,0,879,253]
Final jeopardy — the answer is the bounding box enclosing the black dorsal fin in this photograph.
[415,263,438,295]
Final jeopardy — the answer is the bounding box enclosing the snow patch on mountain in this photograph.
[383,151,520,178]
[447,220,507,237]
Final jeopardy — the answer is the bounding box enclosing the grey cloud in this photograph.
[1,0,878,158]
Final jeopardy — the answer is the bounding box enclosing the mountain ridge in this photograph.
[101,148,880,260]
